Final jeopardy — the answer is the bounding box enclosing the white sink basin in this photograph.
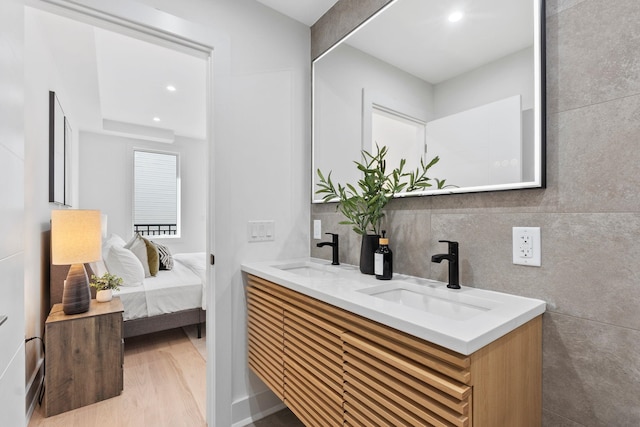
[275,260,355,278]
[358,281,500,321]
[242,258,546,354]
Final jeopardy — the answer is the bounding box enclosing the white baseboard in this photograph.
[25,358,44,424]
[231,389,286,427]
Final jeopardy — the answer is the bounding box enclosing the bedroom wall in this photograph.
[0,1,26,425]
[78,132,207,254]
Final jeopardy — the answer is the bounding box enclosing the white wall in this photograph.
[0,0,26,425]
[140,2,312,424]
[434,47,534,118]
[78,132,207,254]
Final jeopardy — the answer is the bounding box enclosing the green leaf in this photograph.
[315,144,449,236]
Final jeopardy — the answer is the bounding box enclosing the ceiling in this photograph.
[334,0,533,84]
[254,0,339,26]
[29,1,336,143]
[30,1,532,142]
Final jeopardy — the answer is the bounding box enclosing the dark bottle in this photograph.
[374,230,393,280]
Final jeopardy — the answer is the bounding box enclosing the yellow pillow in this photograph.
[142,236,160,276]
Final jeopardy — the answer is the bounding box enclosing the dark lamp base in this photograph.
[62,263,91,315]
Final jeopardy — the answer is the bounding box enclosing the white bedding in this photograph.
[114,252,206,321]
[173,252,207,310]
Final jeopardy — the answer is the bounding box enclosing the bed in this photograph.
[50,234,207,339]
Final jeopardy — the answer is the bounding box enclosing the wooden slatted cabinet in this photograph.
[342,333,471,427]
[246,276,285,399]
[283,293,346,426]
[245,275,542,427]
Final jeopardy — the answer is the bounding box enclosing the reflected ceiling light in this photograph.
[448,11,463,22]
[166,85,176,92]
[153,117,161,122]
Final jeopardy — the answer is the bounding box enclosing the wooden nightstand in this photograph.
[44,298,124,417]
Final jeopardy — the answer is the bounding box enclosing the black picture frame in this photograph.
[64,116,72,206]
[49,91,68,205]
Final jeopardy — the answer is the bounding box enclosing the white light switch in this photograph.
[512,227,541,266]
[248,220,275,242]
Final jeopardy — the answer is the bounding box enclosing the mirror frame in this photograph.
[311,0,546,202]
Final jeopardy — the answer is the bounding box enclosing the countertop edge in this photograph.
[241,259,546,355]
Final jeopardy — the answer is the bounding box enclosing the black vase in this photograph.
[360,234,380,275]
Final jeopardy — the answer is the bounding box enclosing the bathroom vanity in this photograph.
[242,259,545,427]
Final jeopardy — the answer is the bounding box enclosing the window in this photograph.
[133,150,180,237]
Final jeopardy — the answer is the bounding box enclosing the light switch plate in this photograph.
[313,220,322,239]
[512,227,541,266]
[248,220,275,242]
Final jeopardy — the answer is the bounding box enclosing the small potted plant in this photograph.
[90,273,123,302]
[316,144,447,274]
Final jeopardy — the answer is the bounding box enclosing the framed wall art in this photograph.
[49,91,69,206]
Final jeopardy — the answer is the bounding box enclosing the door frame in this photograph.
[25,0,230,424]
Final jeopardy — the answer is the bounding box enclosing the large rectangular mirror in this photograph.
[312,0,545,202]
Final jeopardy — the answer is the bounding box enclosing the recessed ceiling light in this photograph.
[448,11,463,23]
[153,117,161,122]
[166,85,176,92]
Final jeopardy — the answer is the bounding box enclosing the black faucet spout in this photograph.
[317,233,339,265]
[431,240,460,289]
[431,253,453,263]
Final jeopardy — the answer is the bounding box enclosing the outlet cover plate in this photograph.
[512,227,541,266]
[313,220,321,239]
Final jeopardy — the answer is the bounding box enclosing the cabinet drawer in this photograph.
[246,277,285,400]
[343,332,471,427]
[282,298,345,427]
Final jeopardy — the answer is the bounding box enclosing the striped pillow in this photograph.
[153,241,174,270]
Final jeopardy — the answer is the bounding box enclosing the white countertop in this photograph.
[241,258,546,355]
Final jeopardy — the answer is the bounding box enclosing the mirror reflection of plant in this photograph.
[316,144,447,235]
[90,273,122,292]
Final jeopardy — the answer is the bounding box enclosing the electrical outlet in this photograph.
[313,220,322,239]
[512,227,541,266]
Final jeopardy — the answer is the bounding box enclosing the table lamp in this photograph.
[51,209,102,315]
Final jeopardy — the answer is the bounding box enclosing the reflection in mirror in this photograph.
[312,0,545,202]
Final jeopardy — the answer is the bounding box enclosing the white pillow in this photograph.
[88,259,109,278]
[104,245,144,287]
[102,233,126,261]
[125,234,151,277]
[105,233,126,248]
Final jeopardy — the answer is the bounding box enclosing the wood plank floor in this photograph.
[29,328,206,427]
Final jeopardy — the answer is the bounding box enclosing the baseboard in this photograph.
[231,388,286,427]
[25,358,44,424]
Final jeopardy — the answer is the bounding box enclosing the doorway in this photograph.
[24,1,217,424]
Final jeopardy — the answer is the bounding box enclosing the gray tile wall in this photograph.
[310,1,640,425]
[310,0,390,59]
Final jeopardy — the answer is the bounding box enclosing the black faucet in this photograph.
[431,240,460,289]
[317,233,339,265]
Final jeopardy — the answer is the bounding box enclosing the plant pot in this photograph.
[96,289,113,303]
[360,234,380,275]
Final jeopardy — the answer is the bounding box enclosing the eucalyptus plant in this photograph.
[316,144,446,235]
[90,273,122,292]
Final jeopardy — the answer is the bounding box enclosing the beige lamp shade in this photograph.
[51,209,102,265]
